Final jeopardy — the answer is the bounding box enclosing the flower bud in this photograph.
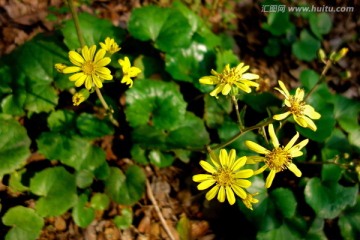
[72,88,90,106]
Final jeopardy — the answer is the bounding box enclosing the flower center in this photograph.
[288,96,305,116]
[82,61,95,75]
[265,147,292,172]
[214,168,234,187]
[219,68,239,84]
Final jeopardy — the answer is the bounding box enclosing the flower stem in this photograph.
[67,0,85,48]
[304,59,332,100]
[95,88,119,127]
[231,95,244,131]
[210,117,274,151]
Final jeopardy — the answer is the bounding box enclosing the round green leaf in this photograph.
[76,170,94,189]
[304,177,358,219]
[270,188,297,218]
[292,29,321,61]
[47,109,77,133]
[130,145,149,165]
[338,196,360,240]
[332,95,360,133]
[76,113,114,138]
[72,194,95,228]
[128,6,192,52]
[90,193,110,211]
[37,133,106,172]
[148,150,174,168]
[62,12,126,50]
[300,69,319,90]
[2,206,44,240]
[264,38,281,57]
[114,208,133,230]
[9,169,28,193]
[0,118,30,176]
[125,79,187,129]
[309,13,332,39]
[321,164,343,183]
[204,95,232,128]
[262,12,293,36]
[256,220,303,240]
[105,166,146,205]
[29,166,77,217]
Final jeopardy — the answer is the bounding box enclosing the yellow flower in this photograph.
[63,45,113,90]
[193,149,254,205]
[241,192,259,210]
[199,63,259,98]
[118,57,141,88]
[54,63,67,73]
[72,89,90,106]
[273,80,321,131]
[245,124,308,188]
[100,37,121,54]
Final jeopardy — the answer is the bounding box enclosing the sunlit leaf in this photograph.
[72,194,95,228]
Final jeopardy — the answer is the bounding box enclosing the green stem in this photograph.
[210,117,274,152]
[67,0,85,48]
[304,59,332,100]
[95,88,119,127]
[231,95,244,131]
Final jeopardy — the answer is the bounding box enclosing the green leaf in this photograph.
[130,145,149,165]
[292,29,321,61]
[176,214,191,240]
[90,193,110,211]
[262,12,293,36]
[349,128,360,151]
[300,69,319,90]
[9,169,28,193]
[321,164,343,183]
[128,5,192,52]
[72,194,95,228]
[105,166,146,205]
[114,208,133,230]
[215,49,240,71]
[270,188,297,218]
[321,128,352,160]
[309,13,332,39]
[204,94,232,128]
[47,109,77,133]
[304,177,358,219]
[76,170,94,188]
[37,133,106,172]
[264,38,281,57]
[76,113,114,138]
[338,196,360,240]
[332,95,360,133]
[125,79,187,129]
[2,206,44,240]
[24,82,58,113]
[29,167,77,217]
[62,12,126,50]
[256,220,303,240]
[0,65,12,97]
[148,150,174,168]
[241,92,281,113]
[93,161,111,180]
[0,118,30,176]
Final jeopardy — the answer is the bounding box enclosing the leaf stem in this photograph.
[304,59,332,100]
[67,0,85,48]
[231,95,244,131]
[95,88,119,127]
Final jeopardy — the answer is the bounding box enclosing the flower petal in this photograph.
[94,49,107,64]
[235,179,252,188]
[217,186,226,202]
[268,124,279,148]
[245,141,269,154]
[303,105,321,119]
[221,83,231,95]
[294,115,308,128]
[69,72,84,81]
[84,76,93,89]
[231,156,246,171]
[74,74,87,87]
[197,179,216,190]
[205,185,219,201]
[231,184,247,199]
[228,149,236,168]
[199,160,217,174]
[246,156,265,164]
[192,174,213,182]
[235,169,254,179]
[63,66,81,74]
[278,80,290,97]
[288,163,302,177]
[303,116,317,131]
[241,73,259,80]
[199,76,218,85]
[273,111,291,121]
[69,51,84,66]
[254,165,268,175]
[219,149,228,167]
[265,170,276,188]
[226,186,236,205]
[129,67,142,77]
[284,132,299,151]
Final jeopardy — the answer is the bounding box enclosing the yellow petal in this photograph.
[288,163,302,177]
[245,141,269,154]
[254,165,268,175]
[199,76,218,85]
[221,83,231,95]
[92,75,103,88]
[284,132,299,151]
[63,66,81,74]
[235,169,254,179]
[293,115,308,128]
[228,149,236,167]
[94,49,107,63]
[119,56,131,69]
[265,170,276,188]
[95,57,111,67]
[235,179,252,188]
[197,179,216,190]
[69,51,84,66]
[226,186,236,205]
[241,73,259,80]
[81,46,90,61]
[129,67,142,77]
[240,79,259,87]
[209,84,224,98]
[268,124,279,148]
[193,174,213,182]
[291,139,309,152]
[273,111,291,121]
[74,74,87,87]
[231,184,247,199]
[69,72,84,81]
[246,156,265,164]
[217,186,226,202]
[303,116,317,131]
[84,76,93,89]
[205,185,219,201]
[231,156,246,171]
[303,105,321,119]
[219,149,228,167]
[235,63,246,73]
[295,88,305,101]
[278,80,290,97]
[88,45,97,60]
[199,160,217,174]
[233,82,251,93]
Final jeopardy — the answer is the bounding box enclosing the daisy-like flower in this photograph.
[100,37,121,54]
[62,45,113,90]
[72,88,90,106]
[241,192,259,210]
[273,80,321,131]
[118,57,141,88]
[199,62,259,98]
[245,124,308,188]
[192,149,254,205]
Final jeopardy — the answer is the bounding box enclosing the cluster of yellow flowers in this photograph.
[55,37,141,106]
[194,62,322,210]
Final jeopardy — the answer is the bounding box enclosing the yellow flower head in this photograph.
[100,37,121,54]
[245,124,308,188]
[72,88,90,106]
[193,149,254,205]
[118,57,141,88]
[242,192,259,210]
[63,45,113,90]
[273,80,321,131]
[199,62,259,98]
[54,63,67,73]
